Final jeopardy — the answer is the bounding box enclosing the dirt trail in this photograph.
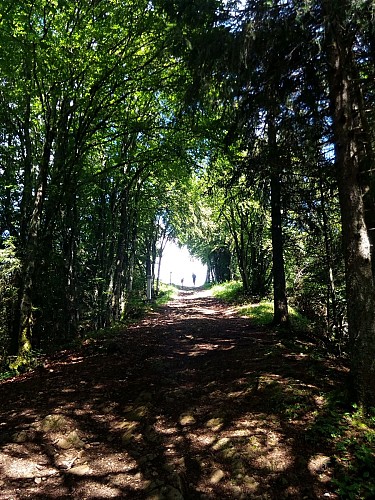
[0,289,344,499]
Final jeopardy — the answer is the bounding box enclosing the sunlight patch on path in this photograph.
[177,288,213,300]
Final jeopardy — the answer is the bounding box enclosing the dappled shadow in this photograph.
[0,290,347,498]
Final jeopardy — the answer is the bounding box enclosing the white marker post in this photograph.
[146,275,152,301]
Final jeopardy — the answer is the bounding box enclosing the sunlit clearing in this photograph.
[158,241,207,287]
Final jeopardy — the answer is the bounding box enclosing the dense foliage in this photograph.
[1,0,375,409]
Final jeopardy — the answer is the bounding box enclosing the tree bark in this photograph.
[323,0,375,408]
[111,189,130,321]
[317,161,339,337]
[267,109,289,326]
[225,205,251,293]
[11,125,54,370]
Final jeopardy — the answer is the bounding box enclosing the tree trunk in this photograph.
[324,0,375,408]
[111,190,129,321]
[11,128,53,370]
[225,206,251,293]
[267,109,289,326]
[317,161,339,337]
[155,225,169,295]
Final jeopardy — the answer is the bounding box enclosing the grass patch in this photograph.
[211,281,245,303]
[211,281,310,331]
[239,302,274,325]
[155,283,177,305]
[238,301,310,331]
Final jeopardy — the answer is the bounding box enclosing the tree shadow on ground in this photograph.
[0,293,350,499]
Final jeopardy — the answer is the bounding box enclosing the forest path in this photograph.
[0,289,345,499]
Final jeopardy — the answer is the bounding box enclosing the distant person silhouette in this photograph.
[181,278,184,289]
[192,273,196,286]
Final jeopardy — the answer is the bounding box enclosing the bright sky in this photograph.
[158,241,207,287]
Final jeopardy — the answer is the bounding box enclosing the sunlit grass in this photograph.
[238,302,273,325]
[155,283,177,305]
[237,301,309,329]
[211,281,245,302]
[211,281,310,331]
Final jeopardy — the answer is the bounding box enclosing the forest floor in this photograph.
[0,288,350,499]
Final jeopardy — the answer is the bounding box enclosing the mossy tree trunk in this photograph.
[11,128,54,370]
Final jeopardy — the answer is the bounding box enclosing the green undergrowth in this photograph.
[306,393,375,499]
[210,280,246,303]
[238,301,310,331]
[0,367,17,381]
[211,281,310,331]
[154,283,177,305]
[125,283,177,316]
[79,284,177,346]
